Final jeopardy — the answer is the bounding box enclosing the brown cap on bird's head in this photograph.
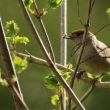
[65,29,96,44]
[68,29,94,39]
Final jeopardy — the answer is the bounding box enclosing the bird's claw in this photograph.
[76,71,86,79]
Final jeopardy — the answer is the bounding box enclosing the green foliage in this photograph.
[67,63,73,69]
[48,0,62,9]
[5,20,19,36]
[0,72,17,87]
[106,8,110,18]
[44,70,71,109]
[7,36,29,45]
[44,73,59,90]
[0,73,8,86]
[63,71,71,80]
[44,69,71,90]
[5,20,29,74]
[51,95,59,106]
[24,0,33,6]
[87,72,96,79]
[24,0,34,14]
[13,54,28,74]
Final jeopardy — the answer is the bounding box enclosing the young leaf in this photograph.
[106,8,110,16]
[14,36,29,45]
[5,20,19,36]
[24,0,34,14]
[44,74,59,90]
[13,54,28,74]
[0,73,8,87]
[87,72,96,79]
[48,0,62,9]
[51,94,59,106]
[63,72,71,80]
[7,36,29,45]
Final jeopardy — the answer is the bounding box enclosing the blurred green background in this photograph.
[0,0,110,110]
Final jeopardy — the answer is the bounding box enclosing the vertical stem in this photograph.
[60,0,67,110]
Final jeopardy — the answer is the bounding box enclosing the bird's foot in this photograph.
[76,71,86,79]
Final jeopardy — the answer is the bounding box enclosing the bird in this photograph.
[67,29,110,74]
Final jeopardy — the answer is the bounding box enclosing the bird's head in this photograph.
[66,29,95,44]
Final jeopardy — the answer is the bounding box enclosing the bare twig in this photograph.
[72,85,95,110]
[33,0,55,63]
[69,0,94,109]
[94,24,110,36]
[15,51,110,89]
[60,0,67,109]
[0,18,29,110]
[71,0,93,91]
[76,0,83,25]
[11,85,29,110]
[17,0,85,109]
[15,51,73,72]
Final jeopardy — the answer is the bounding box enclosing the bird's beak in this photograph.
[63,35,72,39]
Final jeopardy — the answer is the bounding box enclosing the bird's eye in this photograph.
[76,31,83,36]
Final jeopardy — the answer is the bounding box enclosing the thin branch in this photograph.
[11,85,29,110]
[72,85,95,110]
[94,24,110,36]
[69,0,94,109]
[60,0,67,109]
[15,51,72,72]
[15,51,110,89]
[17,0,85,109]
[71,0,93,91]
[0,18,29,110]
[76,0,83,25]
[33,0,55,63]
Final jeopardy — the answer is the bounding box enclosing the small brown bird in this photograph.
[68,29,110,74]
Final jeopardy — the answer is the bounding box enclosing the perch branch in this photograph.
[15,51,110,89]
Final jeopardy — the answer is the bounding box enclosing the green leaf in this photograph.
[24,0,33,6]
[48,0,62,9]
[63,72,71,80]
[24,0,34,13]
[106,8,110,18]
[5,20,19,36]
[14,36,29,45]
[87,72,96,79]
[68,63,73,69]
[0,73,8,87]
[6,36,29,45]
[51,95,59,106]
[106,8,110,14]
[44,74,59,90]
[0,79,8,87]
[13,54,28,74]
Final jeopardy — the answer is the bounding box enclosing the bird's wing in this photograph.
[93,40,110,58]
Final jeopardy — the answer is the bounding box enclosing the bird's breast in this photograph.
[74,44,110,74]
